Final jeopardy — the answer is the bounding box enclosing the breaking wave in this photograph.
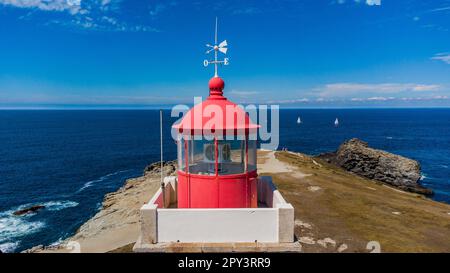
[0,200,79,252]
[0,209,46,253]
[42,200,79,211]
[0,242,19,253]
[75,170,130,193]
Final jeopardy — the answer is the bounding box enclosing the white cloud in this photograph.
[366,0,381,6]
[351,97,364,101]
[336,0,381,6]
[0,0,83,14]
[366,96,394,101]
[267,98,310,104]
[412,84,441,91]
[2,0,159,32]
[232,7,261,15]
[149,3,165,17]
[317,83,442,97]
[432,95,448,100]
[229,90,261,100]
[428,6,450,13]
[431,53,450,64]
[350,96,449,102]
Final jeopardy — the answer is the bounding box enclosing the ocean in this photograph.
[1,109,449,252]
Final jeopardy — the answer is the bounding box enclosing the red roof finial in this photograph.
[208,76,225,99]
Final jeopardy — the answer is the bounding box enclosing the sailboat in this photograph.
[297,117,302,124]
[334,118,339,127]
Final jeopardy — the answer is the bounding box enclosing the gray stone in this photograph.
[318,138,432,195]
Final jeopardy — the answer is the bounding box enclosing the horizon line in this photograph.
[2,106,450,110]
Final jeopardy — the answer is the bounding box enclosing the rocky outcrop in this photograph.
[13,205,45,216]
[144,160,177,175]
[318,138,432,195]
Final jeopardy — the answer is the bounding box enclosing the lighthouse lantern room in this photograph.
[173,79,259,208]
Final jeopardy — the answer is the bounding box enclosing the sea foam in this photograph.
[75,170,129,193]
[0,242,19,253]
[42,200,79,211]
[0,210,46,253]
[0,200,79,252]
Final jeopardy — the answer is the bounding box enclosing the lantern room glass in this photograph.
[177,137,187,172]
[187,139,216,175]
[217,139,245,174]
[178,136,255,176]
[247,140,257,172]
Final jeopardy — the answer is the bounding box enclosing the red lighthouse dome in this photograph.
[173,77,259,135]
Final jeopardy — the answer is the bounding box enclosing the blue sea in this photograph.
[1,109,450,252]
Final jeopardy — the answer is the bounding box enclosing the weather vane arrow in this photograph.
[203,17,229,77]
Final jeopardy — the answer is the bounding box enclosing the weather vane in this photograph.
[203,17,229,77]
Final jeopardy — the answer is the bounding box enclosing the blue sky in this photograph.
[0,0,449,108]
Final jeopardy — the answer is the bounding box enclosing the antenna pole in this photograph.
[160,109,165,208]
[215,17,218,45]
[214,17,218,77]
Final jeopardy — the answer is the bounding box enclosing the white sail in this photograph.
[297,117,301,124]
[334,118,339,126]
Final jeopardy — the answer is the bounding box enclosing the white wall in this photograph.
[157,208,279,243]
[138,176,294,245]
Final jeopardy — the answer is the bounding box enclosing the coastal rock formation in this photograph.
[144,160,177,175]
[318,138,432,195]
[13,205,45,216]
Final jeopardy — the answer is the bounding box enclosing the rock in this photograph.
[317,238,336,248]
[317,138,433,196]
[13,205,45,216]
[308,186,322,192]
[22,245,44,253]
[294,219,313,229]
[144,160,177,175]
[299,236,316,245]
[337,243,348,252]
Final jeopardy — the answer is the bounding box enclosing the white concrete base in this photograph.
[133,236,302,253]
[134,176,295,252]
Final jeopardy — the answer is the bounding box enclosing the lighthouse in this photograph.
[173,18,259,209]
[134,19,296,252]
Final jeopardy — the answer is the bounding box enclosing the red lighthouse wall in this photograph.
[177,171,258,208]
